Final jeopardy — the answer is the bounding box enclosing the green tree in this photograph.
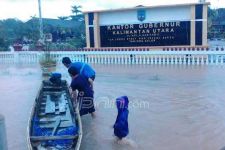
[2,19,25,43]
[71,5,82,16]
[25,16,39,42]
[69,4,85,47]
[0,2,87,51]
[0,38,10,51]
[208,7,225,38]
[208,7,217,38]
[0,19,26,51]
[58,16,69,20]
[69,22,86,48]
[71,5,84,21]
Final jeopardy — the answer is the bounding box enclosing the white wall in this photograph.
[99,6,191,26]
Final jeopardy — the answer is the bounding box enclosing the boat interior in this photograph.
[29,81,79,149]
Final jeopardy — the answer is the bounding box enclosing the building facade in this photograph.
[84,2,209,48]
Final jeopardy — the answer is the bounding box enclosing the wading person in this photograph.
[62,57,95,88]
[68,66,96,118]
[113,96,129,144]
[113,96,137,147]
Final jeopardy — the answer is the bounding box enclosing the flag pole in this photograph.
[38,0,44,41]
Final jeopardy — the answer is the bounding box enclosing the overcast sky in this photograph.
[0,0,224,21]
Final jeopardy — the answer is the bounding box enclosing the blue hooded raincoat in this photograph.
[113,96,129,139]
[49,73,62,85]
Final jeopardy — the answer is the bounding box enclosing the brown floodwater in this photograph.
[1,64,225,150]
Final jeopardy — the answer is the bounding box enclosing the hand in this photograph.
[73,101,77,109]
[69,88,73,95]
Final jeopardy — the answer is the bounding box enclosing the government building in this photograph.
[84,2,209,48]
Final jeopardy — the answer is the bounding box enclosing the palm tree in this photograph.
[71,5,84,21]
[71,5,82,16]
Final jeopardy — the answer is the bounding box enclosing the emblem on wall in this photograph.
[137,9,146,22]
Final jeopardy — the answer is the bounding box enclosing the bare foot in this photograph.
[117,139,124,145]
[117,138,138,148]
[113,137,120,143]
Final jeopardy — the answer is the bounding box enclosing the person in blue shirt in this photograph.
[62,57,96,88]
[113,96,129,143]
[68,66,96,118]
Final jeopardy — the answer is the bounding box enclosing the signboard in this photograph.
[100,21,191,47]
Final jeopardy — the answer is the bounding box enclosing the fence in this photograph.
[0,47,225,65]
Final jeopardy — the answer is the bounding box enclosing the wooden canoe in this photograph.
[27,80,82,150]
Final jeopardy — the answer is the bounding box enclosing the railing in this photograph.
[0,47,225,65]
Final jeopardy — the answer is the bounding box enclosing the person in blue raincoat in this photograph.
[62,57,95,88]
[49,72,62,86]
[113,96,129,141]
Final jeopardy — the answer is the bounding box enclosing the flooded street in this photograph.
[1,64,225,150]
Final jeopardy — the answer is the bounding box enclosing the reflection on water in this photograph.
[1,64,225,150]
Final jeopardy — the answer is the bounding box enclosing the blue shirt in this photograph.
[70,75,93,98]
[69,62,95,79]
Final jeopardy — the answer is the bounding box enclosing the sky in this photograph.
[0,0,224,21]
